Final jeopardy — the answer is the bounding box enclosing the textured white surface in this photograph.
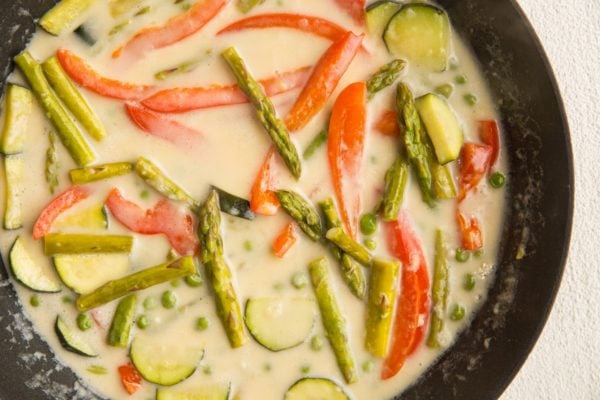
[500,1,600,399]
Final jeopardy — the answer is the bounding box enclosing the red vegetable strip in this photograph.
[105,188,199,255]
[478,119,500,172]
[249,148,280,216]
[456,211,483,251]
[374,109,401,137]
[334,0,366,25]
[141,66,311,113]
[112,0,228,59]
[56,49,155,101]
[272,222,298,258]
[381,212,430,379]
[33,186,92,240]
[458,143,493,201]
[285,31,363,132]
[327,82,366,239]
[218,13,349,42]
[125,103,202,148]
[118,363,142,395]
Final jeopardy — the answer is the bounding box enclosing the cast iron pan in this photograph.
[0,0,573,399]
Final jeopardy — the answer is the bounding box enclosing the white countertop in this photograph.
[500,1,600,399]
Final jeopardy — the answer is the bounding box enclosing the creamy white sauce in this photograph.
[0,1,507,399]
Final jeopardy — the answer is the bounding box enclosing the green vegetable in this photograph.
[53,253,130,295]
[489,172,506,188]
[198,190,247,348]
[212,186,256,220]
[109,0,143,17]
[3,156,24,230]
[365,1,401,36]
[155,57,206,81]
[366,59,406,100]
[9,236,62,293]
[237,0,266,13]
[380,157,409,221]
[454,74,467,85]
[360,213,378,236]
[291,272,308,289]
[303,129,328,160]
[73,23,97,46]
[137,315,149,330]
[284,378,350,400]
[450,304,465,321]
[325,227,372,268]
[161,290,177,309]
[222,47,301,178]
[300,365,311,374]
[55,315,98,357]
[310,335,324,351]
[44,233,133,255]
[362,360,374,373]
[463,273,476,291]
[0,84,33,155]
[45,131,60,194]
[156,383,230,400]
[464,93,478,106]
[196,316,210,331]
[143,297,158,310]
[455,248,470,262]
[184,274,203,287]
[69,162,133,184]
[108,294,138,347]
[364,238,377,251]
[39,0,94,36]
[308,257,358,384]
[430,161,458,199]
[434,83,454,98]
[86,365,108,375]
[76,313,92,331]
[276,190,323,241]
[30,295,41,307]
[427,230,449,348]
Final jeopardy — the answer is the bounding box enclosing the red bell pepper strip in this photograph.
[218,13,349,42]
[456,211,483,251]
[105,188,199,255]
[125,103,202,148]
[327,81,366,239]
[141,66,311,113]
[458,143,493,201]
[112,0,228,59]
[478,119,501,172]
[33,186,92,240]
[272,222,298,258]
[381,212,430,379]
[249,148,280,216]
[374,109,401,137]
[285,31,363,132]
[56,49,155,101]
[118,363,142,395]
[334,0,366,25]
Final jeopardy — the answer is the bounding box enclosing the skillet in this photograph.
[0,0,573,398]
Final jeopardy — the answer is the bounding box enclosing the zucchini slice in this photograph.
[73,23,97,46]
[39,0,95,36]
[53,253,130,294]
[383,4,451,71]
[130,335,204,386]
[245,297,316,352]
[366,1,401,36]
[212,186,256,221]
[52,204,109,231]
[415,93,464,164]
[0,84,34,155]
[284,378,349,400]
[55,315,98,357]
[9,237,61,293]
[156,383,231,400]
[3,156,24,230]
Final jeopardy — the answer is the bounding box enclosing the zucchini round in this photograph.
[366,0,401,36]
[284,378,349,400]
[156,383,231,400]
[53,253,130,294]
[9,236,61,293]
[52,203,109,231]
[55,315,98,357]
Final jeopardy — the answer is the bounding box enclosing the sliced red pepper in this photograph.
[458,143,493,201]
[285,31,363,132]
[374,109,401,137]
[218,13,349,42]
[125,103,202,148]
[118,362,142,395]
[381,212,430,379]
[56,49,155,101]
[456,211,483,251]
[249,148,280,216]
[141,66,311,113]
[478,119,501,172]
[112,0,228,59]
[327,81,366,239]
[33,186,92,240]
[272,222,298,258]
[334,0,366,25]
[105,188,199,255]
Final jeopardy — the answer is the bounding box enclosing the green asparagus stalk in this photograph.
[381,157,409,221]
[69,162,133,184]
[155,54,210,81]
[44,234,133,255]
[303,129,328,160]
[222,47,301,179]
[76,257,196,312]
[46,131,60,194]
[366,59,406,100]
[107,294,138,348]
[14,51,95,167]
[319,198,366,299]
[109,0,143,17]
[427,229,450,348]
[39,0,94,36]
[237,0,266,13]
[396,83,434,207]
[198,190,247,348]
[42,56,107,141]
[276,190,323,241]
[309,257,358,384]
[365,258,399,357]
[0,84,33,155]
[134,157,200,211]
[325,228,372,267]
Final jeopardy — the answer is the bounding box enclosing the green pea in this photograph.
[360,213,378,236]
[196,316,210,331]
[463,273,476,291]
[244,240,253,251]
[143,297,158,310]
[455,248,470,262]
[184,273,203,287]
[140,189,150,199]
[137,315,149,330]
[364,238,377,251]
[362,360,374,373]
[454,74,467,84]
[170,279,181,288]
[464,93,478,106]
[489,172,506,188]
[161,290,177,309]
[263,363,272,372]
[30,295,41,307]
[77,313,92,331]
[166,249,178,260]
[450,304,466,321]
[202,365,212,375]
[435,83,454,98]
[291,272,308,289]
[310,335,324,351]
[62,296,74,304]
[301,365,311,374]
[474,249,484,258]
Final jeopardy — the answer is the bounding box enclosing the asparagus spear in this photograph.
[107,294,138,348]
[365,258,399,357]
[222,47,301,179]
[109,0,143,17]
[396,83,434,207]
[44,234,133,255]
[381,157,409,221]
[325,227,372,267]
[70,162,133,184]
[0,84,33,155]
[42,56,107,141]
[319,198,366,299]
[366,59,406,100]
[46,131,60,194]
[76,257,196,312]
[303,129,328,160]
[427,229,449,348]
[276,190,323,241]
[134,157,200,211]
[14,51,95,167]
[198,190,247,348]
[309,257,358,384]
